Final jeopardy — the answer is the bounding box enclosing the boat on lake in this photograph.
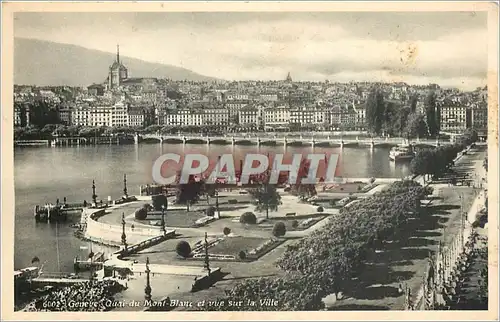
[389,143,415,161]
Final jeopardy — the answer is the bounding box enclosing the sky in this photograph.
[14,12,488,90]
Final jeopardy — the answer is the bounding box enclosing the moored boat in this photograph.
[389,143,415,161]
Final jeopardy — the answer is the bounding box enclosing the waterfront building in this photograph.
[203,108,229,129]
[329,105,357,130]
[264,106,290,130]
[238,106,260,127]
[290,106,327,129]
[110,101,129,127]
[127,108,145,127]
[165,109,204,127]
[57,107,73,126]
[14,103,30,127]
[353,104,366,129]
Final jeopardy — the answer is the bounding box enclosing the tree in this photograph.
[365,88,385,135]
[134,204,149,220]
[175,175,204,211]
[410,148,435,182]
[394,106,411,137]
[223,227,231,236]
[240,212,257,224]
[151,194,167,211]
[424,91,438,136]
[404,113,428,139]
[249,183,282,219]
[290,159,317,198]
[206,206,216,217]
[409,94,418,113]
[176,241,192,258]
[272,222,287,237]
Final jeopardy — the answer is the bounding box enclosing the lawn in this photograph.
[136,210,206,228]
[207,237,265,256]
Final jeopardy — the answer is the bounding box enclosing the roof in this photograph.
[110,61,127,70]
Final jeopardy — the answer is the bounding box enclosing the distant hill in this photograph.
[14,38,220,86]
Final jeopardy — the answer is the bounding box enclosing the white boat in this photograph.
[389,144,415,161]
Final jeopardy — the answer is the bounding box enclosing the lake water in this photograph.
[14,143,411,272]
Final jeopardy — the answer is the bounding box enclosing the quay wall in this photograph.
[84,208,163,246]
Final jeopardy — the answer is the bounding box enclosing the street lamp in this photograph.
[121,213,128,252]
[215,189,220,218]
[144,257,152,302]
[161,204,166,235]
[92,180,97,205]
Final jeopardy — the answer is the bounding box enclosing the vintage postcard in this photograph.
[1,1,498,321]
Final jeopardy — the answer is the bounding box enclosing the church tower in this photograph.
[108,45,128,89]
[286,72,292,83]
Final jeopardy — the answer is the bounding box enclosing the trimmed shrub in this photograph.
[317,206,324,213]
[151,194,167,211]
[238,251,247,260]
[206,206,216,217]
[223,227,231,236]
[134,207,148,220]
[175,241,192,258]
[291,220,299,229]
[240,212,257,224]
[272,222,287,237]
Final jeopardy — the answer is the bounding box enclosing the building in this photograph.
[110,102,129,127]
[165,109,204,127]
[289,107,323,128]
[440,105,469,133]
[353,104,366,129]
[238,106,260,126]
[71,101,133,127]
[203,108,229,128]
[107,45,128,89]
[471,105,487,137]
[127,108,145,127]
[14,103,30,127]
[58,107,73,125]
[87,84,105,96]
[330,105,357,129]
[264,106,290,130]
[226,99,250,117]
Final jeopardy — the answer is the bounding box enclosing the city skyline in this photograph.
[14,12,487,90]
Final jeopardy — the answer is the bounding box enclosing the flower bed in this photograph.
[189,236,281,262]
[193,216,217,227]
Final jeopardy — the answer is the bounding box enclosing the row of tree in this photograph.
[410,129,479,181]
[15,101,62,128]
[365,89,441,138]
[203,180,432,311]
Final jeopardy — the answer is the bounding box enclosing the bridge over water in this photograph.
[137,133,450,148]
